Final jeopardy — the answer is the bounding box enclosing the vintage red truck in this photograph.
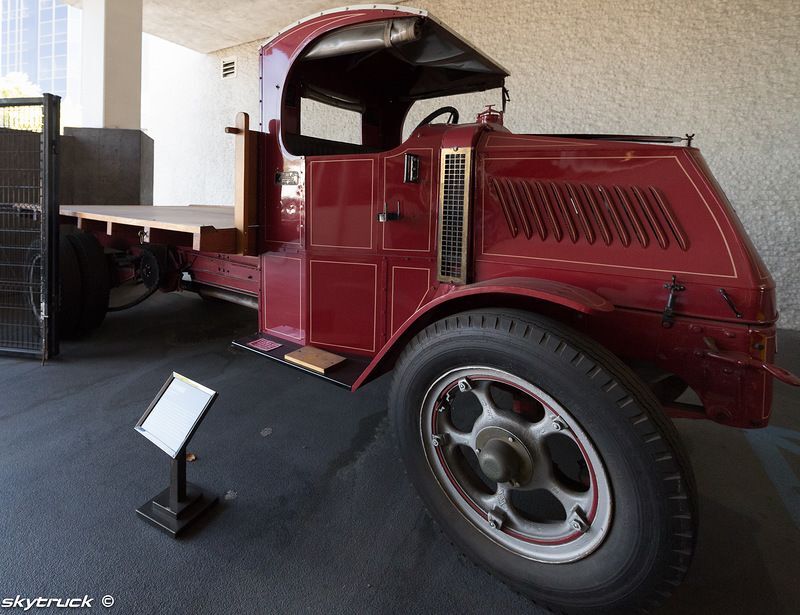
[50,5,799,613]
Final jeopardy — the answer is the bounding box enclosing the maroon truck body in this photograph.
[56,6,799,611]
[225,6,794,429]
[63,5,797,429]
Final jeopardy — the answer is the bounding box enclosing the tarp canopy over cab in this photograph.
[298,15,508,103]
[261,6,509,154]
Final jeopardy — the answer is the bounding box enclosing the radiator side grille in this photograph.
[437,149,471,284]
[489,177,688,251]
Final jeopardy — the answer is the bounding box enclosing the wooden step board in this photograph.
[284,346,345,374]
[232,333,369,389]
[59,205,237,252]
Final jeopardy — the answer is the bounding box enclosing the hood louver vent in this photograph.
[221,58,237,79]
[489,177,688,251]
[437,149,472,284]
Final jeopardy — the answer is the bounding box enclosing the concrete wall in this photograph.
[140,0,800,328]
[141,33,260,205]
[60,128,154,205]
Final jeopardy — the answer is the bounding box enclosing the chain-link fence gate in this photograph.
[0,95,60,359]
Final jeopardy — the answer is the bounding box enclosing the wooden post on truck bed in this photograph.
[227,112,258,255]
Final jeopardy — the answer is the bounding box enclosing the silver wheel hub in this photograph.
[475,427,533,486]
[421,367,613,563]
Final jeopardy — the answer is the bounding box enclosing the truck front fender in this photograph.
[351,277,613,390]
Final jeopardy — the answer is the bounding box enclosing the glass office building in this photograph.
[1,0,72,97]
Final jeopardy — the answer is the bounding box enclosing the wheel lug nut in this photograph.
[507,436,514,443]
[568,506,590,533]
[552,419,567,432]
[488,508,505,530]
[432,434,448,447]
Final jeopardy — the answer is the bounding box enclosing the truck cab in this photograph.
[253,8,509,357]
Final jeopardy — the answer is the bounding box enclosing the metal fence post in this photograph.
[42,93,61,359]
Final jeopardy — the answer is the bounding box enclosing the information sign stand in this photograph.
[134,373,219,537]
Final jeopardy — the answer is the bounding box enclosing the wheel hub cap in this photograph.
[478,439,518,483]
[475,427,533,486]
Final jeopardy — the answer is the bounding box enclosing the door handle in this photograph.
[377,201,401,222]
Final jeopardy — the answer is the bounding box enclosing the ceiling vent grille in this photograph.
[221,58,237,79]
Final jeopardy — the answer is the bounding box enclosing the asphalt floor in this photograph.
[1,292,798,614]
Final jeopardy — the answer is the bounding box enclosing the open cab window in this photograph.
[300,99,361,146]
[282,96,367,156]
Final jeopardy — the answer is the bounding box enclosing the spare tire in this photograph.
[58,236,82,339]
[65,231,109,333]
[24,238,43,321]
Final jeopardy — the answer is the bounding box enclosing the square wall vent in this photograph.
[221,57,237,79]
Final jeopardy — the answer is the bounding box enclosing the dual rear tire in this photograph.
[58,231,109,337]
[389,309,696,613]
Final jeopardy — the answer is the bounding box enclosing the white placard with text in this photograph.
[135,373,217,458]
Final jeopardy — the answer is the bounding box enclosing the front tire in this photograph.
[389,310,696,613]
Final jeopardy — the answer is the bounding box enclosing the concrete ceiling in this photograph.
[64,0,407,53]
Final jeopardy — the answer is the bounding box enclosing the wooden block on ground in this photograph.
[284,346,346,374]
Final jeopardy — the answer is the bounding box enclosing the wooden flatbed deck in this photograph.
[59,113,259,256]
[59,205,237,252]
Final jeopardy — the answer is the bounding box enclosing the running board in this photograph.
[231,333,369,389]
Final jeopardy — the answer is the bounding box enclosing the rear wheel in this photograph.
[65,231,109,333]
[389,310,696,613]
[58,236,82,338]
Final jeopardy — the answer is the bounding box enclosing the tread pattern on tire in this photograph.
[58,237,82,339]
[389,309,697,614]
[65,232,109,333]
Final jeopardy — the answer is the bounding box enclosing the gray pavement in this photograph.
[1,292,798,614]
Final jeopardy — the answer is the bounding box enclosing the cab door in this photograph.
[305,153,383,356]
[380,147,437,254]
[380,146,438,338]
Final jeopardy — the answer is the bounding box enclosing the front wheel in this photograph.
[389,310,696,613]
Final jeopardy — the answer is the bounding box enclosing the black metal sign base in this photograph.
[136,449,218,538]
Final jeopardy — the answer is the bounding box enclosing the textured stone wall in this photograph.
[141,0,799,327]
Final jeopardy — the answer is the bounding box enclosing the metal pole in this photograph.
[169,448,187,512]
[41,93,60,359]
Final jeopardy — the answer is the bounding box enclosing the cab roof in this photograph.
[261,5,509,104]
